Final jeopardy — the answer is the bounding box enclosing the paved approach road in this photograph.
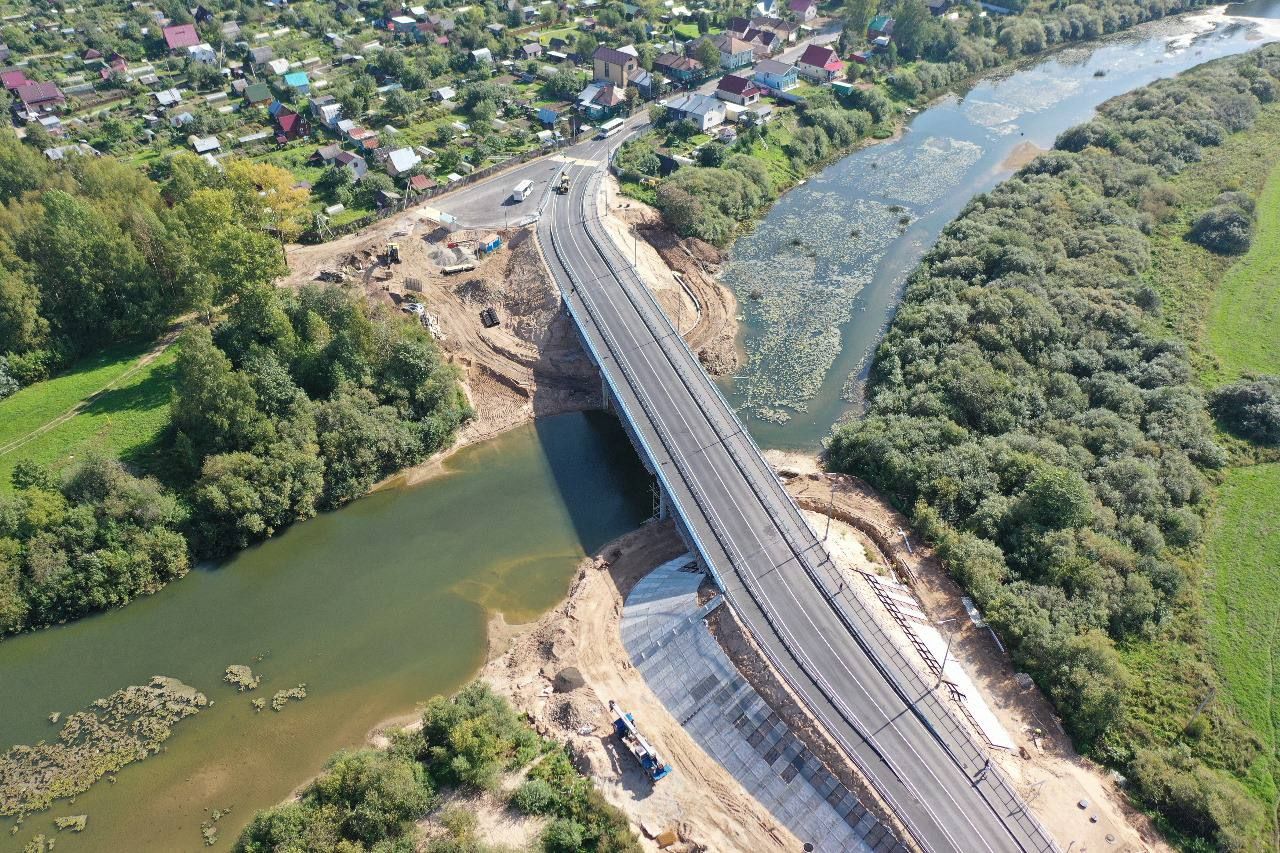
[534,133,1059,853]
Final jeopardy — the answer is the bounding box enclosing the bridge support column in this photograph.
[658,489,671,521]
[601,375,611,412]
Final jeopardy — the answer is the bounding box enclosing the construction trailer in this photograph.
[478,233,502,254]
[609,700,671,783]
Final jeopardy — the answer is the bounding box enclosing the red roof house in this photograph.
[715,73,763,106]
[1,69,29,90]
[274,108,309,142]
[796,43,843,82]
[15,81,65,112]
[163,23,200,52]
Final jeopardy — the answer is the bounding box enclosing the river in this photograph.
[5,11,1280,852]
[0,412,648,852]
[721,5,1280,450]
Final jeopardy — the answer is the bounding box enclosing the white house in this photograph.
[186,42,218,65]
[385,146,422,177]
[664,92,725,131]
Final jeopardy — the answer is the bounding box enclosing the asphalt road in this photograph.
[534,137,1059,853]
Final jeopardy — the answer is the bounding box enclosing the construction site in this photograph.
[285,184,1164,853]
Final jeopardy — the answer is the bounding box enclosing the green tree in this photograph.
[692,38,720,74]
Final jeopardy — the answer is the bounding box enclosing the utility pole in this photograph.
[936,617,958,689]
[823,478,834,542]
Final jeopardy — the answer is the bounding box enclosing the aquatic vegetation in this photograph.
[0,677,206,818]
[724,136,983,422]
[199,805,231,846]
[270,685,307,712]
[223,665,261,692]
[52,815,85,833]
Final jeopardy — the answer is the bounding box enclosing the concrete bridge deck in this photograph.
[527,129,1056,853]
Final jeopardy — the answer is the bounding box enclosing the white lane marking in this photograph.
[549,176,1000,853]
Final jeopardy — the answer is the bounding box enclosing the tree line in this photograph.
[235,682,639,853]
[828,46,1280,850]
[0,144,469,637]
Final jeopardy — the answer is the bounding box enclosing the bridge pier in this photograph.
[658,489,670,521]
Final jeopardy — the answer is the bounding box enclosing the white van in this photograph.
[512,179,533,202]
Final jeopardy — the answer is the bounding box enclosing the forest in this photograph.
[235,682,639,853]
[828,46,1280,850]
[0,135,469,637]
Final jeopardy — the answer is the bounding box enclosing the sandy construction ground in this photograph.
[482,522,802,853]
[777,459,1170,853]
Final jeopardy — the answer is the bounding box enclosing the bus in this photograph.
[511,179,533,202]
[597,118,625,139]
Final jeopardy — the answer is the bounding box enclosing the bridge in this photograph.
[534,132,1059,853]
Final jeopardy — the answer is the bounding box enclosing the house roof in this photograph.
[869,14,893,31]
[1,69,28,90]
[593,44,635,66]
[284,71,309,87]
[276,110,304,133]
[798,43,838,67]
[753,58,794,76]
[717,74,761,96]
[712,34,753,54]
[248,46,273,63]
[655,53,702,73]
[16,81,63,106]
[190,134,220,152]
[243,81,270,101]
[787,0,814,10]
[387,147,420,173]
[163,23,200,50]
[408,174,436,191]
[593,83,624,106]
[313,142,341,160]
[665,91,721,118]
[726,16,750,32]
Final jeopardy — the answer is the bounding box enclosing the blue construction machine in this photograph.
[609,699,671,783]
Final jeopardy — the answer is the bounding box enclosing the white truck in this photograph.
[511,178,533,202]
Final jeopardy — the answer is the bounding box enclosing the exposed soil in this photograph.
[284,213,601,489]
[999,140,1048,172]
[773,452,1169,853]
[482,521,801,853]
[602,177,742,377]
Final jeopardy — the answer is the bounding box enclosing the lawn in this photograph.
[1205,463,1280,752]
[0,341,178,491]
[1205,162,1280,381]
[1142,108,1280,378]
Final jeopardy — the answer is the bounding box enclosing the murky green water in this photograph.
[722,9,1280,450]
[0,412,648,852]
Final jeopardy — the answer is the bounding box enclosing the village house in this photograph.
[247,45,274,68]
[283,70,310,95]
[868,14,894,38]
[243,81,271,106]
[187,42,218,65]
[310,142,342,166]
[153,87,183,107]
[592,44,638,87]
[189,134,221,153]
[310,94,341,127]
[663,91,725,130]
[14,81,65,117]
[385,146,421,177]
[408,173,437,194]
[162,23,200,53]
[1,69,27,90]
[274,107,309,142]
[432,85,457,102]
[715,73,762,106]
[795,43,843,82]
[654,52,703,84]
[576,81,624,118]
[752,57,798,91]
[709,34,755,71]
[521,42,542,60]
[335,150,368,179]
[471,47,493,65]
[787,0,817,21]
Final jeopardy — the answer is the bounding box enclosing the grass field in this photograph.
[0,341,177,492]
[1206,166,1280,382]
[1206,463,1280,751]
[1185,103,1280,813]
